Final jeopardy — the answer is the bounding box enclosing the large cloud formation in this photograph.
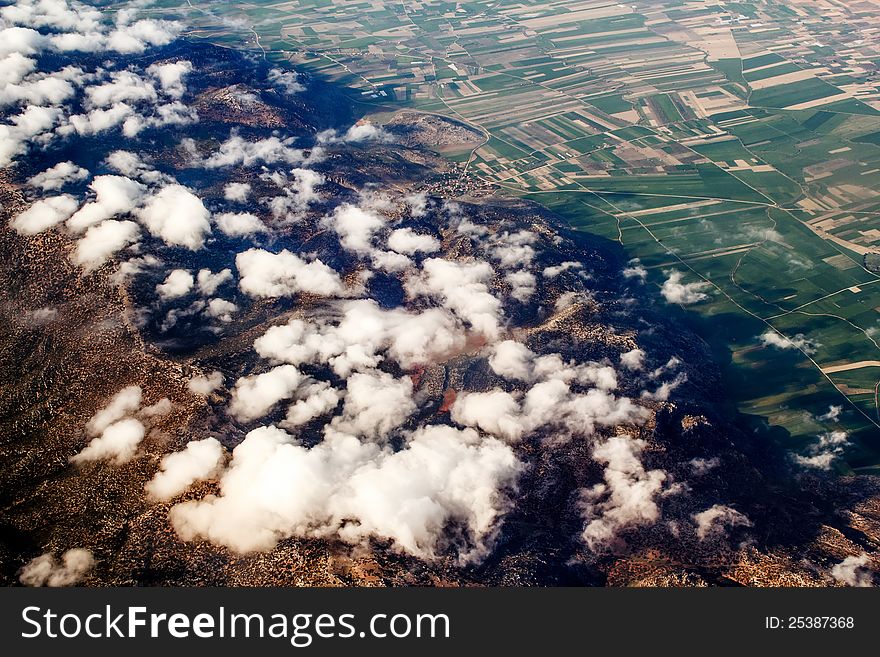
[3,1,700,567]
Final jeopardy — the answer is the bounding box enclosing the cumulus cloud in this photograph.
[216,211,267,237]
[188,371,224,396]
[387,227,440,255]
[318,123,389,144]
[228,364,304,423]
[580,436,669,549]
[830,554,874,587]
[206,298,237,322]
[72,219,140,270]
[27,160,88,190]
[85,385,142,436]
[145,438,225,501]
[222,181,251,203]
[267,67,304,95]
[71,417,145,465]
[156,269,194,300]
[406,257,502,341]
[623,259,647,281]
[620,348,645,371]
[693,504,752,541]
[817,405,842,422]
[324,203,386,255]
[168,424,521,561]
[660,270,709,304]
[488,340,536,381]
[282,382,341,428]
[264,168,324,221]
[331,371,416,440]
[66,175,146,233]
[543,261,581,279]
[758,329,818,355]
[136,184,211,250]
[147,60,192,99]
[236,248,345,299]
[0,104,62,165]
[205,133,312,168]
[19,548,94,587]
[253,299,467,375]
[793,430,849,470]
[196,268,232,296]
[11,194,78,234]
[452,390,523,442]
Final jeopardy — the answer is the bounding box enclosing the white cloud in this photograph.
[236,248,345,298]
[451,389,524,442]
[222,181,251,203]
[168,424,521,561]
[793,430,849,470]
[215,211,267,237]
[205,133,311,168]
[67,175,146,233]
[84,70,156,108]
[72,219,140,270]
[505,270,536,302]
[11,194,78,234]
[580,435,669,549]
[145,438,225,501]
[253,299,467,375]
[206,298,237,322]
[147,60,192,99]
[27,160,88,190]
[229,365,304,423]
[620,348,645,371]
[19,548,94,587]
[196,268,232,295]
[156,269,194,300]
[406,257,502,341]
[188,371,224,396]
[318,123,389,144]
[692,504,752,541]
[281,382,341,428]
[264,168,324,221]
[324,203,385,255]
[331,371,416,439]
[830,554,874,587]
[136,184,211,250]
[488,340,536,382]
[660,270,709,304]
[758,329,818,355]
[267,67,303,95]
[623,259,647,281]
[71,417,145,465]
[542,261,581,279]
[387,227,440,255]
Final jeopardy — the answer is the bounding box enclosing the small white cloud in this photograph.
[11,194,78,235]
[136,184,211,250]
[27,160,88,190]
[215,211,267,237]
[222,182,251,203]
[19,548,94,587]
[830,554,874,587]
[758,329,818,355]
[145,438,225,501]
[660,270,709,305]
[188,371,224,396]
[156,269,194,300]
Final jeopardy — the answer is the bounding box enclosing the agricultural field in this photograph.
[141,0,880,469]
